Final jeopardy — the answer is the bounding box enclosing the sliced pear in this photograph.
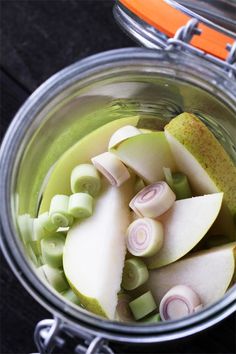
[39,116,139,213]
[63,180,133,319]
[146,193,223,269]
[164,113,236,238]
[112,132,176,183]
[147,243,236,306]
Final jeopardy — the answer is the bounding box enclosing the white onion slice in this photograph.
[91,152,130,187]
[126,217,164,257]
[129,181,176,218]
[159,285,203,321]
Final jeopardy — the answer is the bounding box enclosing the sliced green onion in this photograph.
[129,182,176,218]
[134,178,145,194]
[37,255,44,267]
[115,293,135,322]
[41,233,65,268]
[30,240,42,257]
[33,217,51,241]
[163,167,192,200]
[57,227,69,234]
[61,288,81,306]
[42,264,69,292]
[129,291,157,320]
[108,125,141,149]
[38,212,58,232]
[159,285,202,321]
[91,152,130,187]
[163,167,174,190]
[68,193,93,218]
[49,195,73,228]
[126,218,164,257]
[122,258,149,291]
[172,173,192,200]
[70,163,101,197]
[139,313,161,324]
[26,244,39,266]
[17,214,34,244]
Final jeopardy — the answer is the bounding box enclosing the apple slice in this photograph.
[111,132,176,183]
[164,113,236,238]
[63,180,133,319]
[147,243,236,306]
[39,116,139,213]
[146,193,223,269]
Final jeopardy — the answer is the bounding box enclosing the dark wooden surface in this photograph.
[0,1,235,353]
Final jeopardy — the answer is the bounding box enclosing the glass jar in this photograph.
[0,3,236,354]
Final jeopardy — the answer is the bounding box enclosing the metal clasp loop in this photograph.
[34,317,114,354]
[34,318,64,354]
[165,18,236,78]
[174,18,201,42]
[166,18,201,50]
[226,41,236,65]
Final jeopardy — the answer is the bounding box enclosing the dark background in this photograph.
[0,1,235,353]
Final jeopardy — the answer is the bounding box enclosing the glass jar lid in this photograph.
[114,0,236,76]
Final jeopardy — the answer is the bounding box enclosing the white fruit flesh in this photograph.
[164,113,236,239]
[108,125,142,149]
[63,180,133,319]
[165,132,235,240]
[146,193,223,269]
[165,131,219,195]
[112,132,176,183]
[147,243,236,306]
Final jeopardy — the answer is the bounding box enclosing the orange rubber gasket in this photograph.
[119,0,234,60]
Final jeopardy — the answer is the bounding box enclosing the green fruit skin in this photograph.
[165,113,236,216]
[63,180,134,320]
[39,116,139,214]
[113,132,176,183]
[67,279,108,319]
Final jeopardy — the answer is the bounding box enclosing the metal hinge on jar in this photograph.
[114,3,236,78]
[165,18,236,78]
[33,317,114,354]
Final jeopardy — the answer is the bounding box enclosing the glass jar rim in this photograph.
[0,47,235,343]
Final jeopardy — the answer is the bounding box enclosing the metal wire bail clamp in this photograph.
[34,317,115,354]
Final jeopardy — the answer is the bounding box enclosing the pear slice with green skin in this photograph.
[146,193,223,269]
[164,113,236,227]
[147,242,236,307]
[63,179,133,319]
[39,116,139,214]
[111,132,176,184]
